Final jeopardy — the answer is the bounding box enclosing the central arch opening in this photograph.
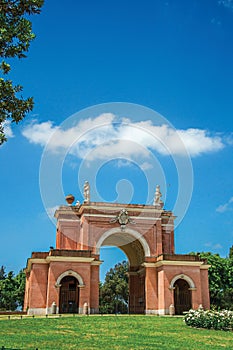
[100,247,128,314]
[99,230,146,314]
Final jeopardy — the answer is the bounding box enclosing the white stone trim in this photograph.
[128,271,138,276]
[200,264,211,270]
[95,227,151,256]
[170,274,195,289]
[145,309,169,315]
[25,256,96,273]
[80,204,163,213]
[144,260,204,268]
[46,306,59,315]
[46,256,94,263]
[155,260,203,267]
[25,258,47,272]
[143,262,157,267]
[27,308,46,315]
[56,218,80,222]
[56,270,84,286]
[91,260,103,266]
[82,213,161,221]
[145,309,159,315]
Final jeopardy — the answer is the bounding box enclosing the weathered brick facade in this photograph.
[24,199,210,315]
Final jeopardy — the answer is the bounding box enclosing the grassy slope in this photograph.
[0,315,232,349]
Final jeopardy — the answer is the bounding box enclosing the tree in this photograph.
[229,245,233,259]
[226,245,233,308]
[0,270,17,310]
[0,268,26,311]
[200,252,228,308]
[0,265,6,280]
[99,261,129,314]
[0,0,44,145]
[0,265,6,310]
[14,269,26,309]
[190,248,233,310]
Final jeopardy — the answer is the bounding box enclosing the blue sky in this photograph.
[1,0,233,280]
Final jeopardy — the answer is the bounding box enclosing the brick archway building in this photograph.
[24,186,210,315]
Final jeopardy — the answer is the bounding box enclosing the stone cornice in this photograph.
[55,202,175,219]
[25,258,47,273]
[200,264,211,270]
[25,256,97,272]
[143,260,207,268]
[90,260,103,266]
[82,213,161,221]
[46,256,95,263]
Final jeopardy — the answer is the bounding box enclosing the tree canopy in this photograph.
[99,260,129,314]
[190,248,233,310]
[0,266,25,311]
[0,0,44,145]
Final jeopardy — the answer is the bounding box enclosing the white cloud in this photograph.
[22,114,116,152]
[3,120,14,139]
[216,197,233,213]
[204,242,223,250]
[225,134,233,146]
[218,0,233,10]
[22,120,58,146]
[115,160,134,168]
[22,114,225,160]
[140,162,153,170]
[177,128,223,156]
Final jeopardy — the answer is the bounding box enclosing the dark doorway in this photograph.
[174,279,192,315]
[59,276,79,313]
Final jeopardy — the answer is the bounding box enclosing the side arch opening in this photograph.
[57,270,84,314]
[59,275,79,313]
[170,275,194,315]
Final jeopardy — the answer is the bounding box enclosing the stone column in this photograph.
[157,268,166,314]
[189,288,198,310]
[27,262,49,315]
[200,266,210,309]
[128,271,138,314]
[156,220,163,256]
[90,261,101,313]
[144,264,158,314]
[46,263,60,314]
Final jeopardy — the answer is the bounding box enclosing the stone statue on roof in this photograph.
[83,181,90,203]
[154,185,164,208]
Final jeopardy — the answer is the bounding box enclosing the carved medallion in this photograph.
[118,209,129,225]
[110,209,134,230]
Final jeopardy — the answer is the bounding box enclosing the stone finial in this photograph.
[65,194,75,205]
[83,181,90,203]
[153,185,164,208]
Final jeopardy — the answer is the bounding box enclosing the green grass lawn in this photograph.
[0,315,232,350]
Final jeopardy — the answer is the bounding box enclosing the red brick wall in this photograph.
[27,263,48,309]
